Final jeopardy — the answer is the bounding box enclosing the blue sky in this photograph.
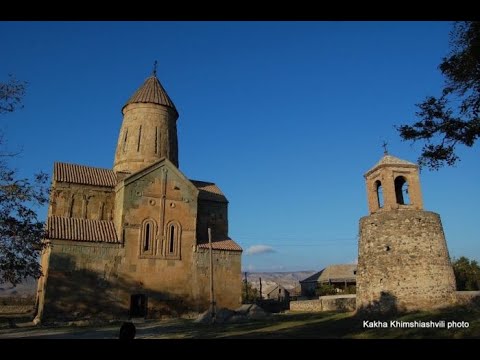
[1,21,478,272]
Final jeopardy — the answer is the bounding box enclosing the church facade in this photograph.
[35,71,242,321]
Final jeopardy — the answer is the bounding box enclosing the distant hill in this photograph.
[245,271,316,294]
[0,277,37,298]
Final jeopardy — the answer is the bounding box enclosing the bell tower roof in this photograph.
[122,71,178,116]
[365,154,417,177]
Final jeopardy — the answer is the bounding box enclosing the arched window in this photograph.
[140,219,155,256]
[167,225,174,253]
[144,223,151,251]
[68,196,75,217]
[394,176,410,205]
[165,221,181,259]
[137,126,142,152]
[123,129,128,153]
[375,180,384,208]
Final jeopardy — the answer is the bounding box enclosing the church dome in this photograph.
[122,75,178,116]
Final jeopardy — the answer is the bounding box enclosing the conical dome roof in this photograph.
[122,75,177,115]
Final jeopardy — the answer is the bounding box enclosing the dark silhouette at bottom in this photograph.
[119,322,136,340]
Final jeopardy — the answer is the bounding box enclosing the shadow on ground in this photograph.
[1,300,480,339]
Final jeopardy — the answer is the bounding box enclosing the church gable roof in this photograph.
[46,216,119,243]
[54,162,117,188]
[197,238,243,252]
[122,157,198,192]
[123,75,177,114]
[121,158,228,204]
[190,180,228,203]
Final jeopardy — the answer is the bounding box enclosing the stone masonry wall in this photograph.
[290,295,356,312]
[116,162,200,315]
[357,210,456,312]
[114,103,178,173]
[196,200,228,242]
[39,161,242,321]
[456,291,480,305]
[290,299,323,312]
[49,182,115,221]
[365,166,423,214]
[115,161,241,315]
[39,240,125,321]
[192,249,242,311]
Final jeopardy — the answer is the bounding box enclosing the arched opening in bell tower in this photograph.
[375,180,384,208]
[394,176,410,205]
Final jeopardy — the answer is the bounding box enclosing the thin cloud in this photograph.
[246,245,276,255]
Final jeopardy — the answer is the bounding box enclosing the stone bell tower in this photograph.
[113,64,179,174]
[356,151,456,313]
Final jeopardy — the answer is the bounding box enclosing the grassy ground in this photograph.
[1,303,479,338]
[187,304,480,339]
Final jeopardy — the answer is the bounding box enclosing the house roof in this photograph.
[190,180,228,203]
[122,75,177,115]
[365,154,417,177]
[264,283,289,296]
[197,238,243,252]
[46,216,120,243]
[300,264,357,284]
[54,162,117,188]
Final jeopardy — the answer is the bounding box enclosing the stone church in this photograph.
[356,152,456,313]
[35,70,242,321]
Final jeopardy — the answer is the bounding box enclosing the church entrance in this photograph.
[130,294,147,318]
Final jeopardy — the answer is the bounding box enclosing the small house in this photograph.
[300,264,357,297]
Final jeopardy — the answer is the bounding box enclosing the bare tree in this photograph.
[0,75,49,285]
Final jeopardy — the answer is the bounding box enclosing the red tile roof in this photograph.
[54,162,117,188]
[197,238,242,252]
[123,76,177,114]
[190,180,228,203]
[46,216,119,243]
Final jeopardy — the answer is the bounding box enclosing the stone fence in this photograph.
[290,292,480,313]
[456,291,480,305]
[289,294,356,312]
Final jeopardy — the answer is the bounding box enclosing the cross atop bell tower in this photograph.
[382,140,388,155]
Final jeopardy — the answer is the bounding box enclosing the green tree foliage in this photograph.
[315,284,337,296]
[397,21,480,170]
[242,281,259,303]
[453,256,480,291]
[345,285,356,294]
[0,75,49,285]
